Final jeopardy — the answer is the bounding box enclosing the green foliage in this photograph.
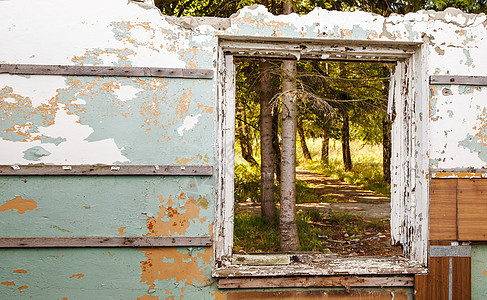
[234,162,262,203]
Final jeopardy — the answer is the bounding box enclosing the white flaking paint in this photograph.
[113,85,142,102]
[0,104,129,164]
[177,114,201,136]
[0,75,66,108]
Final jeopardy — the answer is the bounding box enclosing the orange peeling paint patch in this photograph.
[1,281,15,286]
[144,194,207,236]
[13,270,27,274]
[18,285,28,293]
[69,273,85,279]
[175,91,191,118]
[174,157,194,165]
[137,295,159,300]
[118,227,127,235]
[139,247,212,290]
[0,196,37,214]
[62,298,68,300]
[483,270,487,277]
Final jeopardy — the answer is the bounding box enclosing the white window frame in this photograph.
[213,36,429,276]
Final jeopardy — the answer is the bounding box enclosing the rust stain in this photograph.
[0,196,38,214]
[1,281,15,286]
[62,298,68,300]
[118,227,127,235]
[69,273,85,279]
[13,270,27,274]
[17,285,28,293]
[144,193,206,236]
[483,270,487,277]
[139,247,212,290]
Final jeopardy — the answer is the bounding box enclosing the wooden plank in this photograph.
[0,236,212,248]
[458,179,487,241]
[0,165,213,176]
[226,290,410,300]
[232,254,291,266]
[414,257,449,300]
[0,64,213,79]
[452,257,471,300]
[218,276,414,289]
[213,256,426,277]
[430,75,487,86]
[429,179,457,240]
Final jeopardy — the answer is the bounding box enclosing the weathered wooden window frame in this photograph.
[214,36,429,277]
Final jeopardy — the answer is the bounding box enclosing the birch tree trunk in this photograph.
[279,20,300,250]
[259,59,276,221]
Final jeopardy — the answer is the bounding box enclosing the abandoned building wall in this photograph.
[0,0,486,298]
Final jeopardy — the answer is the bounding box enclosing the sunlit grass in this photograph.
[297,138,390,196]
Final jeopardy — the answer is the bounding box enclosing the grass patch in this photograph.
[233,208,393,255]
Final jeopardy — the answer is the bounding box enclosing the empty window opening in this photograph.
[233,58,403,257]
[215,39,428,274]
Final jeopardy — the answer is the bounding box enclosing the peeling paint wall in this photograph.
[1,0,487,298]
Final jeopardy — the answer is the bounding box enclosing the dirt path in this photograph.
[238,168,391,220]
[295,167,390,219]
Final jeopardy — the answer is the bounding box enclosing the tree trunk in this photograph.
[280,57,300,252]
[383,116,392,184]
[341,110,352,171]
[297,117,312,161]
[259,59,276,221]
[237,116,257,165]
[272,105,281,182]
[321,127,329,165]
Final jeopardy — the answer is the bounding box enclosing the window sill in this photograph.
[212,254,426,278]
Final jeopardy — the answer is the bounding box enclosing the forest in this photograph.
[155,0,487,255]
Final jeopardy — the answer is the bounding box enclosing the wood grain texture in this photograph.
[226,289,409,300]
[430,75,487,86]
[0,64,213,79]
[219,276,414,289]
[452,257,471,300]
[429,179,457,240]
[0,165,213,176]
[458,179,487,241]
[414,257,449,300]
[0,236,212,248]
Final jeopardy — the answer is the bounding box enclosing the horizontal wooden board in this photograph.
[0,165,213,176]
[219,276,414,289]
[0,64,213,79]
[430,75,487,86]
[226,289,410,300]
[429,179,457,240]
[0,236,212,248]
[213,256,426,277]
[458,179,487,241]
